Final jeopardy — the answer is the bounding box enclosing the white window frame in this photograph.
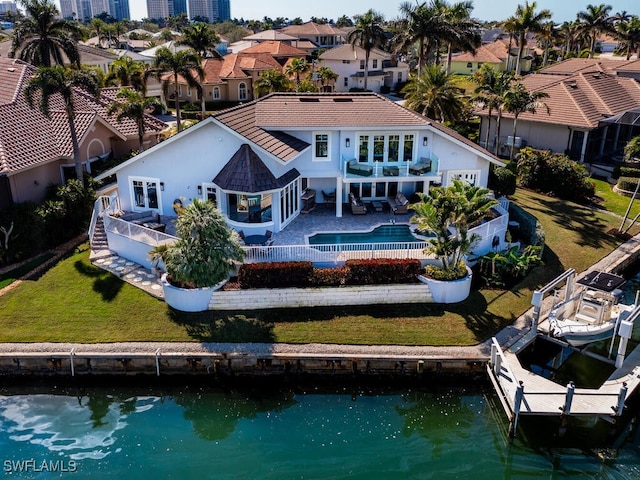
[372,59,378,69]
[238,82,247,100]
[312,132,331,162]
[355,132,418,164]
[359,60,365,70]
[187,86,192,97]
[129,176,162,213]
[213,86,220,99]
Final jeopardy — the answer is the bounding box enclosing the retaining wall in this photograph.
[209,283,434,310]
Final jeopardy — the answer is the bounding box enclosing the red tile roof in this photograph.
[538,57,636,75]
[240,41,307,57]
[0,58,166,175]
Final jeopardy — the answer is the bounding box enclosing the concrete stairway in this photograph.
[90,217,111,260]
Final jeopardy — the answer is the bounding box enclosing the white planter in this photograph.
[161,273,227,312]
[417,267,472,304]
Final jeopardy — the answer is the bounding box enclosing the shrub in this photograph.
[345,259,422,285]
[619,167,640,178]
[423,262,467,281]
[311,266,348,287]
[478,245,543,288]
[489,166,517,197]
[517,147,595,200]
[238,261,313,288]
[617,176,640,192]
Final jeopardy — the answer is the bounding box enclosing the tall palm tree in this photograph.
[501,16,519,71]
[511,1,552,75]
[577,4,614,59]
[615,15,640,60]
[107,88,164,152]
[253,69,292,97]
[537,21,558,66]
[24,66,101,183]
[284,58,310,90]
[316,66,339,92]
[472,66,516,155]
[503,82,550,160]
[433,0,481,75]
[176,22,220,58]
[10,0,84,67]
[347,9,387,90]
[395,1,434,76]
[401,64,466,122]
[152,46,203,133]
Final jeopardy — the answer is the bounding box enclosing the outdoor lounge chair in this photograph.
[349,193,367,215]
[409,158,432,175]
[388,192,410,214]
[346,159,373,177]
[322,190,336,208]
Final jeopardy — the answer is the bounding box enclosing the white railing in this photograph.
[242,241,431,263]
[88,196,111,246]
[342,152,441,179]
[103,215,177,247]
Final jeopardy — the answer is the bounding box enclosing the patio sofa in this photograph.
[409,157,432,175]
[346,159,373,177]
[349,193,367,215]
[388,192,410,214]
[119,210,159,225]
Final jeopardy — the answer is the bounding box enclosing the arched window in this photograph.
[238,82,247,101]
[213,87,220,99]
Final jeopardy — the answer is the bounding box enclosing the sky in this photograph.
[125,0,639,23]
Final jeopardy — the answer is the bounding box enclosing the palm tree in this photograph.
[347,9,387,90]
[177,22,220,58]
[433,0,481,75]
[576,4,614,58]
[401,64,466,123]
[10,0,84,67]
[537,21,558,66]
[615,16,640,60]
[510,1,552,75]
[395,1,433,76]
[105,56,146,92]
[503,83,550,160]
[316,66,338,92]
[411,180,497,276]
[107,88,164,152]
[24,65,101,184]
[284,58,310,90]
[253,69,292,97]
[152,46,203,133]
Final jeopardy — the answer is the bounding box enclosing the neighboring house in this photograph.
[164,52,285,104]
[318,45,409,93]
[95,92,503,238]
[229,30,316,55]
[595,34,619,54]
[240,40,308,65]
[0,58,167,209]
[538,57,640,82]
[280,22,346,50]
[475,69,640,162]
[449,38,534,75]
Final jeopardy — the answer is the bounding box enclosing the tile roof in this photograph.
[253,92,430,128]
[213,143,300,192]
[0,58,166,176]
[451,41,507,63]
[240,41,307,57]
[538,58,635,76]
[280,22,347,36]
[244,30,298,41]
[489,71,640,128]
[320,44,390,61]
[214,101,310,162]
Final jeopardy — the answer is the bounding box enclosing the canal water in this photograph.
[1,383,639,479]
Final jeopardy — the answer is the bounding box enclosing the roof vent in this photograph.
[332,98,353,102]
[566,80,578,89]
[299,98,320,102]
[7,67,15,72]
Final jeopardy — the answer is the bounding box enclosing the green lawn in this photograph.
[591,178,640,220]
[0,188,634,345]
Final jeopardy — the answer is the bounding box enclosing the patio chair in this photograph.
[387,192,409,214]
[322,190,336,205]
[236,230,245,243]
[349,193,367,215]
[265,230,273,239]
[409,158,432,175]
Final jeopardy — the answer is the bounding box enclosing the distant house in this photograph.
[164,51,291,104]
[475,67,640,162]
[0,58,166,209]
[280,22,346,50]
[449,38,535,75]
[538,57,640,82]
[229,29,316,55]
[318,44,409,93]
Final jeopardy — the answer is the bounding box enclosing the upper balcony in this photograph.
[342,153,441,181]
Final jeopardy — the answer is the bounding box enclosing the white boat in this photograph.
[548,271,636,347]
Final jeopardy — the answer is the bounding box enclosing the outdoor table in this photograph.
[143,222,166,233]
[371,201,383,212]
[244,234,268,246]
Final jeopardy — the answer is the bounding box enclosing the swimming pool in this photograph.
[307,224,426,245]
